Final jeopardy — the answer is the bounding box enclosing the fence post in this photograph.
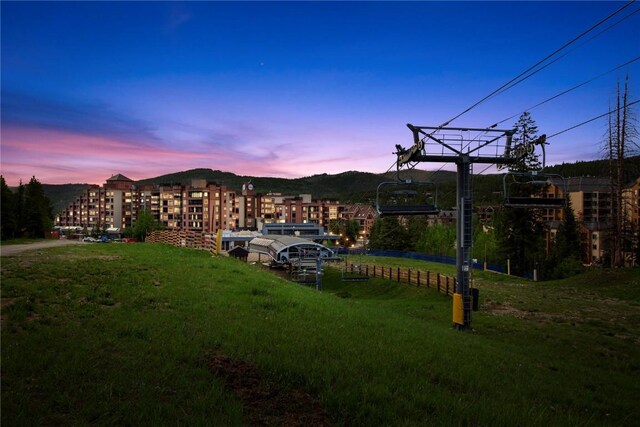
[426,271,430,288]
[397,267,401,283]
[446,276,449,295]
[417,270,421,287]
[408,269,412,285]
[366,265,369,276]
[437,273,441,292]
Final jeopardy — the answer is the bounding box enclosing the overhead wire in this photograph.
[434,0,637,130]
[464,5,640,152]
[490,56,640,128]
[484,5,640,114]
[546,99,640,139]
[469,99,640,178]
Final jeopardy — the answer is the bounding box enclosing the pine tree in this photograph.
[23,176,54,238]
[545,197,584,278]
[1,176,17,239]
[555,197,582,261]
[16,180,25,236]
[496,112,547,276]
[494,207,546,276]
[510,112,542,172]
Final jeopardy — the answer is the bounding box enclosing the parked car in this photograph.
[82,237,99,243]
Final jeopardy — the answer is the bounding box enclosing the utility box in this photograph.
[471,288,479,311]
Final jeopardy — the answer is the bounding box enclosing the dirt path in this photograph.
[0,239,83,257]
[208,349,333,426]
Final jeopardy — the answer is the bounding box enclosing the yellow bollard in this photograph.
[453,293,464,325]
[215,229,223,254]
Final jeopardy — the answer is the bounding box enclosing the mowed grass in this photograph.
[1,244,639,426]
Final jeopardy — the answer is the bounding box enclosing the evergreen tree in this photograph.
[23,176,54,238]
[494,207,545,276]
[544,197,584,279]
[510,111,542,172]
[555,197,582,261]
[495,112,549,276]
[1,176,17,239]
[15,180,25,236]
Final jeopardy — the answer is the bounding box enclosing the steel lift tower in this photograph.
[396,124,525,330]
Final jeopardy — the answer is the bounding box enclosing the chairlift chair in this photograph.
[376,180,439,216]
[503,171,567,209]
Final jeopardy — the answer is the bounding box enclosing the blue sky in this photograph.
[2,1,639,185]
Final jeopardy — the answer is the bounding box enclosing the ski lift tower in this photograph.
[396,124,526,330]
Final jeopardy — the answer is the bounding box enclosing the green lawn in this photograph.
[2,244,639,425]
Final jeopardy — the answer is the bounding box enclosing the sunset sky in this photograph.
[1,1,639,186]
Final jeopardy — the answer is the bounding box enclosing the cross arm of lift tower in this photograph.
[398,124,522,166]
[392,123,548,331]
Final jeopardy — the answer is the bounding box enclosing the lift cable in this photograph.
[547,98,640,140]
[433,0,637,130]
[484,6,640,113]
[467,98,640,179]
[490,56,640,128]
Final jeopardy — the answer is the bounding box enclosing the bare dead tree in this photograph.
[605,74,639,267]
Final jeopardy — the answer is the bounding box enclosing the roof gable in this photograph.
[106,174,133,182]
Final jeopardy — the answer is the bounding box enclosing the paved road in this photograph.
[0,240,84,257]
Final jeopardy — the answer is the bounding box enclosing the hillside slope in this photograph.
[46,156,640,213]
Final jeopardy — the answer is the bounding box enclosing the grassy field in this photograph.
[1,244,639,426]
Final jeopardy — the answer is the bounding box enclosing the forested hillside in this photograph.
[45,156,640,214]
[43,184,89,213]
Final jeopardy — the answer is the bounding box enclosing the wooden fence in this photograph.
[146,232,457,297]
[147,230,217,255]
[343,260,457,297]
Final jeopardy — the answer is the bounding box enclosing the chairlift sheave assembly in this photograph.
[503,171,567,209]
[376,179,439,216]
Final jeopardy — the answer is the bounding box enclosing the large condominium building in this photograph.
[340,204,377,241]
[55,174,352,235]
[542,177,614,264]
[623,177,640,229]
[56,174,239,234]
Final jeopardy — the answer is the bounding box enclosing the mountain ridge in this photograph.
[43,155,640,214]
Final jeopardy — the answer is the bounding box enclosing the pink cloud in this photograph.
[0,125,336,185]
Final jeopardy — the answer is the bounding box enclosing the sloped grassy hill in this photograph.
[2,243,638,425]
